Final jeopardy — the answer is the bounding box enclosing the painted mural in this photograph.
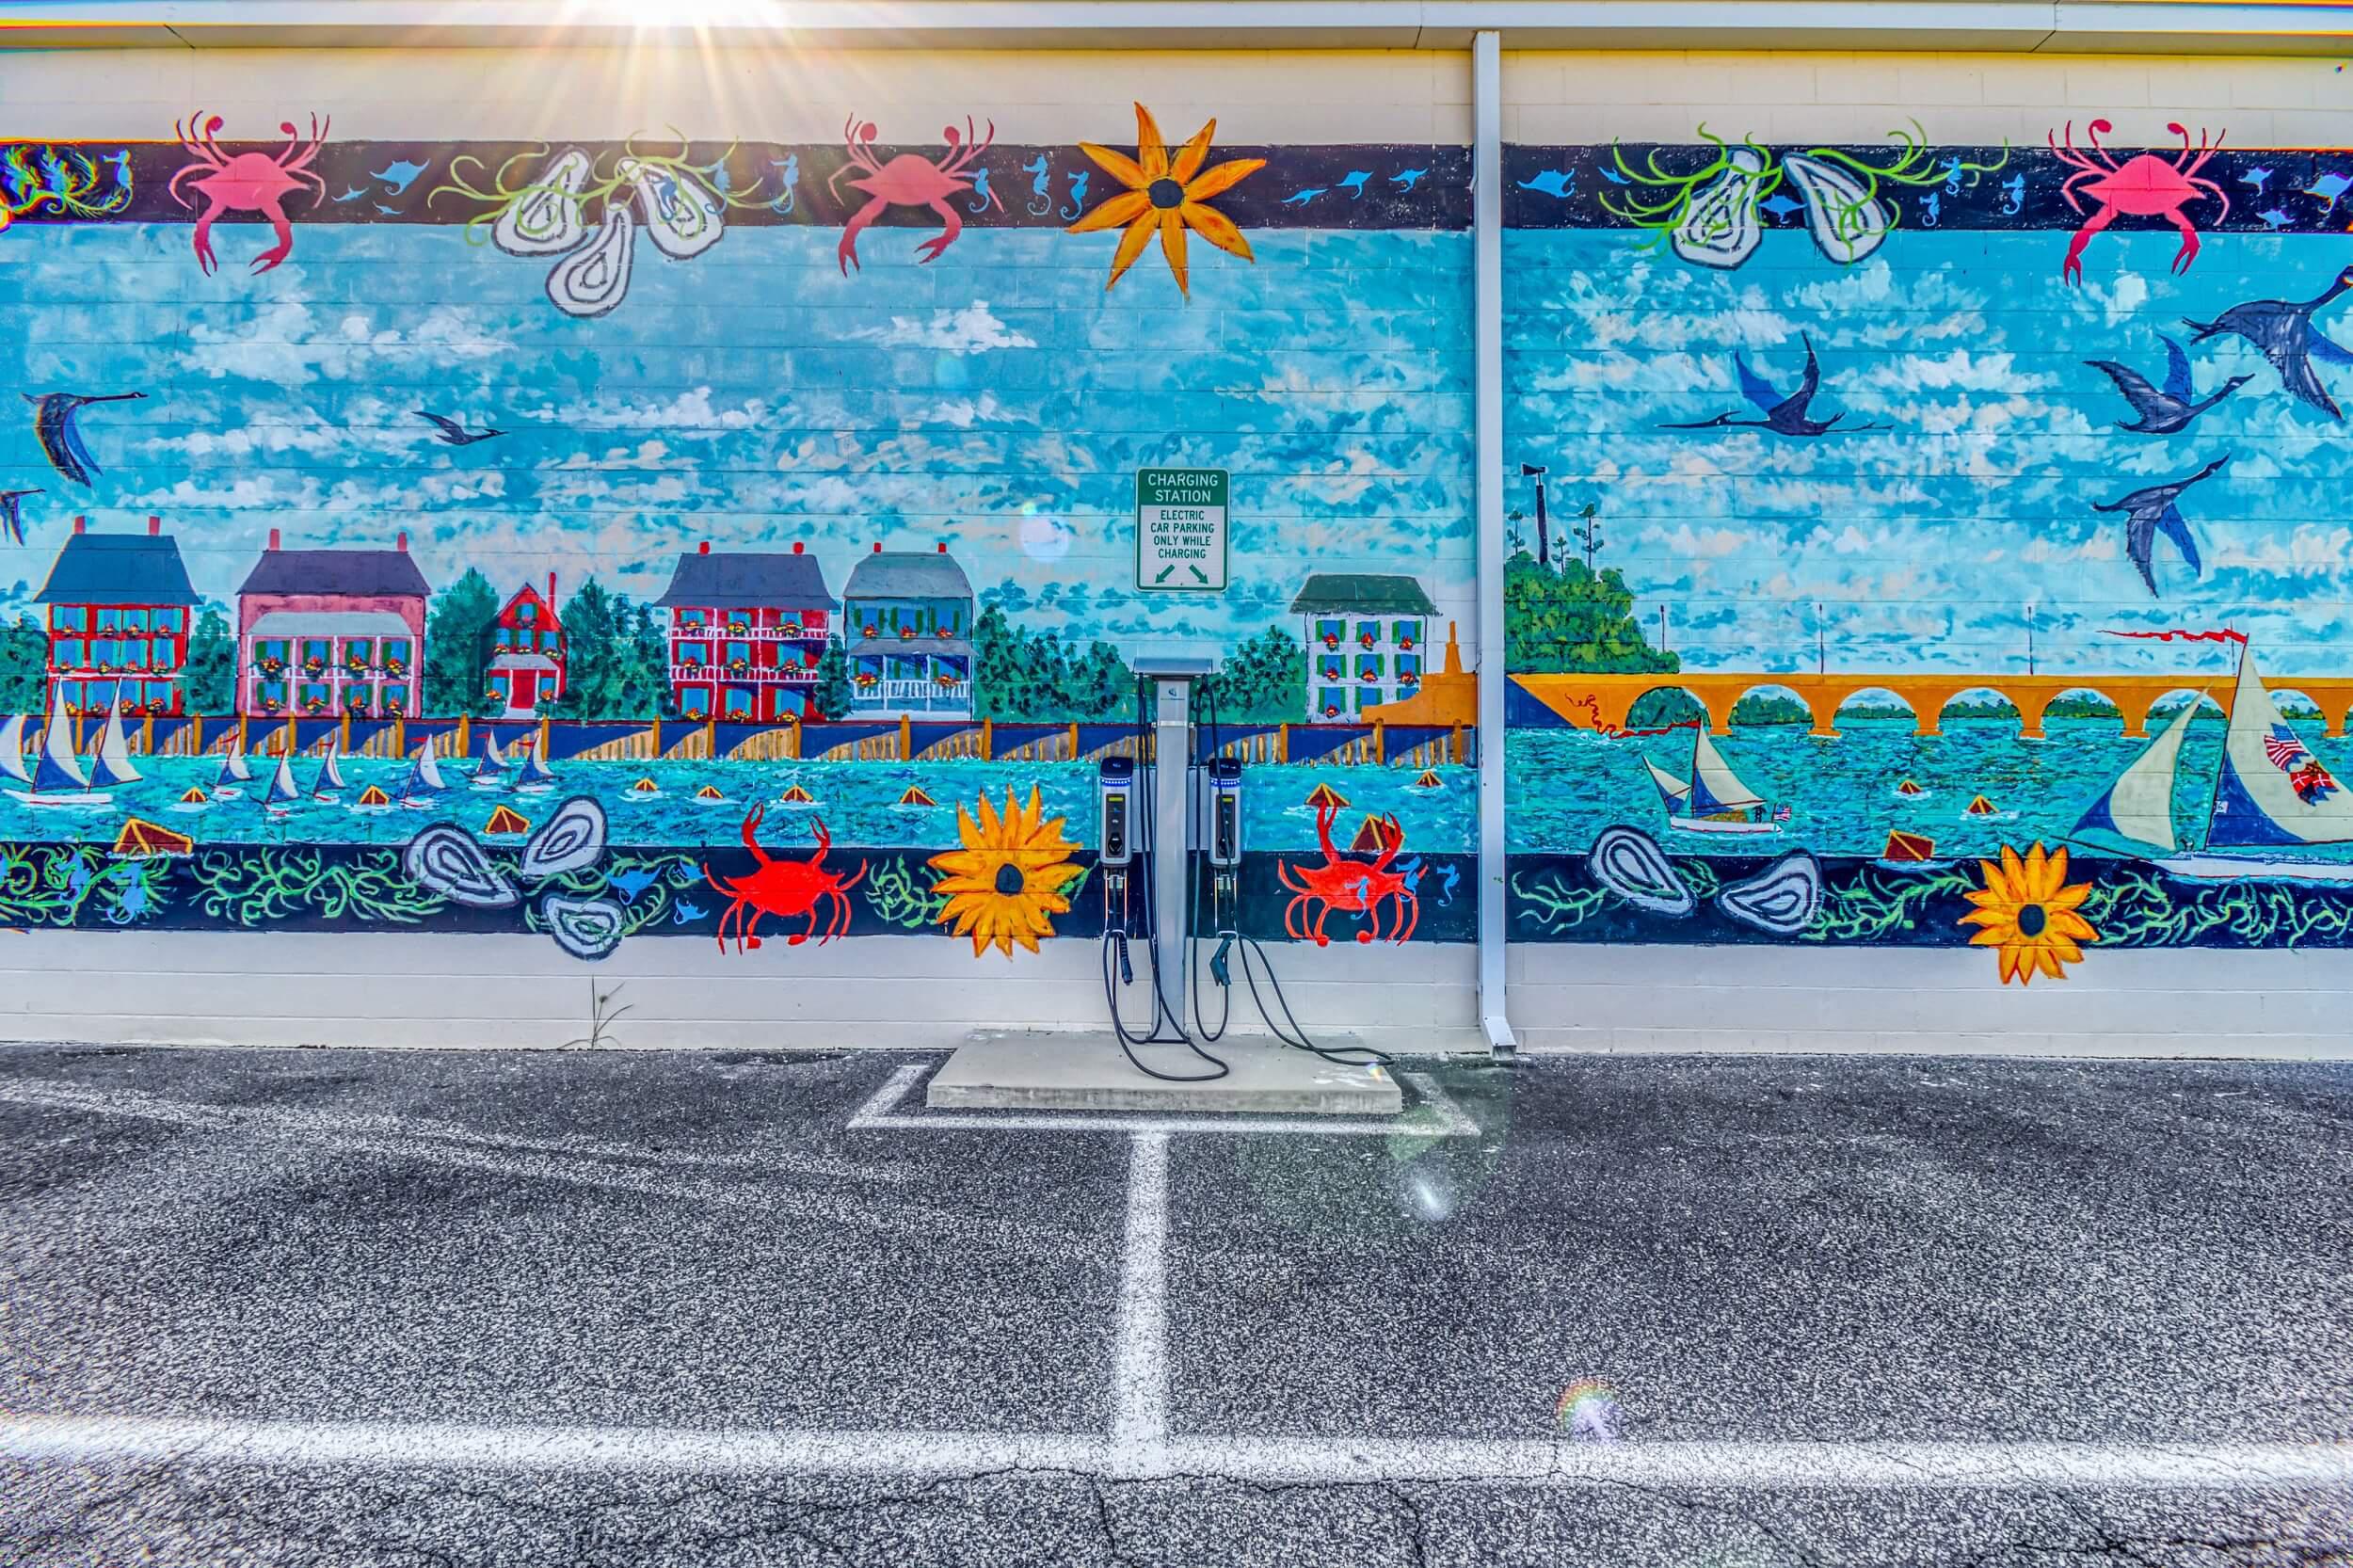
[0,111,1476,955]
[1503,125,2353,978]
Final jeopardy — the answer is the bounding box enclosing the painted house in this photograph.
[34,515,199,718]
[235,529,429,719]
[840,543,975,719]
[1291,573,1438,720]
[655,541,832,722]
[485,574,566,719]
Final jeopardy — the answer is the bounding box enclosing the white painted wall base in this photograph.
[9,933,2348,1058]
[0,933,1477,1055]
[1510,944,2353,1059]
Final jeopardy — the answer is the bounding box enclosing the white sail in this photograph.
[1644,758,1691,802]
[415,744,447,792]
[519,742,554,783]
[265,752,300,805]
[483,732,508,769]
[0,714,28,785]
[90,694,141,788]
[313,744,346,794]
[2209,647,2353,847]
[220,745,253,783]
[2084,705,2195,853]
[33,685,89,792]
[1691,729,1764,812]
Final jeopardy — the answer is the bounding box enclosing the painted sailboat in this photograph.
[261,751,302,815]
[89,694,142,790]
[213,744,252,798]
[399,743,450,808]
[1644,727,1781,835]
[514,740,556,793]
[0,713,29,789]
[8,686,110,809]
[2075,642,2353,883]
[310,743,346,800]
[470,731,510,788]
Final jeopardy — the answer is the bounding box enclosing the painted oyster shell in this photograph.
[403,824,520,908]
[620,158,726,260]
[1782,153,1892,265]
[520,795,608,882]
[1671,147,1767,271]
[1714,851,1824,936]
[492,146,593,257]
[542,892,627,961]
[546,205,635,319]
[1588,825,1696,918]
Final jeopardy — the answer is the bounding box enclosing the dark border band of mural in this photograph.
[13,137,2343,236]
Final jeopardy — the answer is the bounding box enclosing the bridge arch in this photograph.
[2043,686,2128,736]
[2265,687,2349,739]
[2143,688,2228,735]
[1625,685,1722,735]
[1830,686,1917,727]
[1729,683,1817,732]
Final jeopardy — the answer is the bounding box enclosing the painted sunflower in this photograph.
[1959,842,2098,985]
[1068,103,1265,296]
[928,785,1084,958]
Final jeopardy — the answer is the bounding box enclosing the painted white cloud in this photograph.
[849,303,1037,355]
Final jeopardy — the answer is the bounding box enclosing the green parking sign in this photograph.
[1135,468,1229,591]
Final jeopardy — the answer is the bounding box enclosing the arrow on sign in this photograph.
[1188,565,1209,584]
[1154,565,1177,584]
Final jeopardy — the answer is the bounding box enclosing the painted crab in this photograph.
[829,114,999,275]
[2050,119,2229,284]
[1275,801,1417,946]
[169,109,329,275]
[702,805,868,951]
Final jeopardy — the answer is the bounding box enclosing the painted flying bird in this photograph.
[415,409,504,445]
[2084,335,2252,434]
[2182,264,2353,420]
[2094,454,2228,598]
[0,488,38,547]
[1658,334,1878,437]
[24,391,143,487]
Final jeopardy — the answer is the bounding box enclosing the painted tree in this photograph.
[1201,625,1305,722]
[808,637,852,720]
[552,578,628,719]
[622,598,675,720]
[0,614,47,713]
[424,568,503,717]
[1504,552,1677,676]
[183,605,236,714]
[969,605,1135,720]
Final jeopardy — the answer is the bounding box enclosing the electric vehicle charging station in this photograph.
[926,655,1401,1117]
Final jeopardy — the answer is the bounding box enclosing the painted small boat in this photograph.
[399,744,450,809]
[348,783,393,812]
[7,685,111,809]
[514,743,556,794]
[89,694,142,790]
[1646,728,1781,836]
[777,783,817,808]
[470,731,510,789]
[261,752,302,815]
[2075,640,2353,884]
[213,744,252,799]
[310,743,346,801]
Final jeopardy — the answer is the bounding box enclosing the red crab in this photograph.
[169,109,328,276]
[702,804,868,952]
[829,114,999,275]
[2050,119,2229,285]
[1275,801,1417,946]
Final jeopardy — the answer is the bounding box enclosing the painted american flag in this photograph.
[2265,725,2308,772]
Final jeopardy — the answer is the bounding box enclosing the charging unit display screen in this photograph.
[1208,759,1241,869]
[1097,757,1136,867]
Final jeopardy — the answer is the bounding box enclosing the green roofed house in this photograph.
[1289,573,1438,720]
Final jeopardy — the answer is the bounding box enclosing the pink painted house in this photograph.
[234,529,430,719]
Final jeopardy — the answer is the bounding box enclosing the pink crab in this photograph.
[829,114,999,275]
[2050,119,2229,285]
[168,110,329,276]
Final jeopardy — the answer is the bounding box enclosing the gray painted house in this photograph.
[840,544,976,719]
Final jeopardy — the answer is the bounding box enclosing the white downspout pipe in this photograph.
[1473,27,1515,1059]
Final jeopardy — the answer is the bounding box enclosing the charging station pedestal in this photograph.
[925,656,1400,1116]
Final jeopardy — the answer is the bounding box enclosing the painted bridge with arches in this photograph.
[1510,672,2353,740]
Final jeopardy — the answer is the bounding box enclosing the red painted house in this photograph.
[655,541,832,722]
[234,529,429,719]
[33,515,199,717]
[485,574,566,719]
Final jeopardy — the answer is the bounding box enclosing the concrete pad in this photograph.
[928,1030,1403,1115]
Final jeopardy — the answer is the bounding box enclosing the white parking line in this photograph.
[846,1063,1479,1138]
[1111,1131,1170,1454]
[4,1414,2345,1492]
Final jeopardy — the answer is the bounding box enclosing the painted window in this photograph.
[49,607,84,633]
[517,601,536,624]
[297,681,331,711]
[95,610,120,633]
[679,645,709,666]
[120,610,149,634]
[144,682,172,709]
[257,680,288,710]
[1396,652,1423,680]
[1353,686,1384,712]
[149,637,174,669]
[1317,655,1345,683]
[677,609,709,629]
[1354,620,1382,649]
[152,609,183,634]
[57,680,83,712]
[88,639,118,670]
[300,639,330,672]
[1393,619,1423,650]
[1314,617,1345,649]
[723,641,751,672]
[342,639,374,667]
[1314,686,1347,720]
[1355,653,1384,682]
[380,640,411,675]
[723,686,755,717]
[54,638,83,668]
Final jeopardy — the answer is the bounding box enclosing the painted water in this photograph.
[12,756,1476,853]
[1508,713,2353,862]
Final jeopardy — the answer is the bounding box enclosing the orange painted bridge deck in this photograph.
[1510,672,2353,740]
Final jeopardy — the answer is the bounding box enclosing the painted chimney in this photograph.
[698,541,711,555]
[547,571,557,605]
[872,541,882,552]
[147,515,161,536]
[936,541,947,553]
[267,527,281,551]
[72,516,85,535]
[396,530,408,552]
[792,541,803,554]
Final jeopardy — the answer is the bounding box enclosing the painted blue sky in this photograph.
[1506,227,2353,680]
[0,222,1472,652]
